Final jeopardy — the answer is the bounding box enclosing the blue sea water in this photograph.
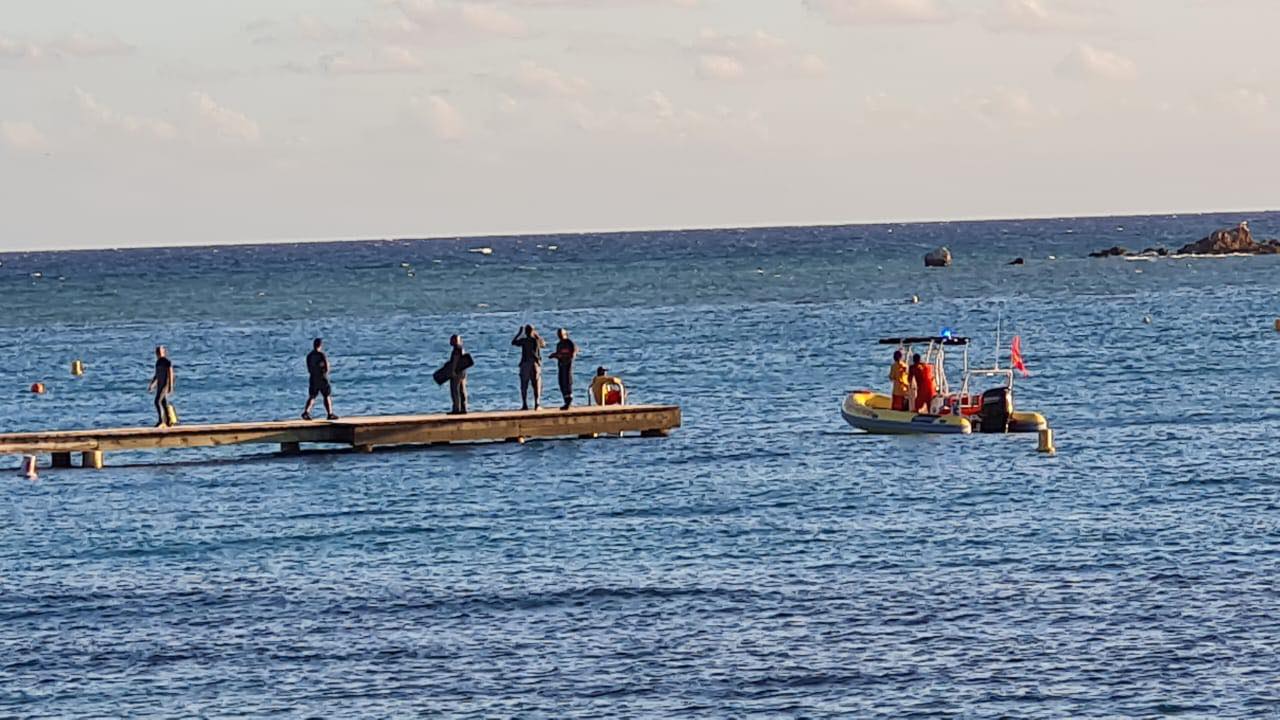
[2,212,1280,718]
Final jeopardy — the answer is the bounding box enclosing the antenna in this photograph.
[994,307,1002,370]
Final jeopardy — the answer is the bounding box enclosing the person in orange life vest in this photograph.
[910,353,937,414]
[889,350,910,411]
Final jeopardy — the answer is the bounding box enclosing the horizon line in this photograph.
[2,205,1276,255]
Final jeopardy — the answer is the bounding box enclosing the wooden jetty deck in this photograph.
[0,404,681,469]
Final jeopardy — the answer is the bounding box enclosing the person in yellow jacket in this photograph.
[889,350,910,411]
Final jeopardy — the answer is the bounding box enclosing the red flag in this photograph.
[1010,336,1031,377]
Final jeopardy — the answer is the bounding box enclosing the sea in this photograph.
[2,211,1279,718]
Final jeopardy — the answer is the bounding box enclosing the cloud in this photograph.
[0,121,49,152]
[295,45,425,75]
[76,88,178,140]
[984,0,1085,32]
[804,0,952,25]
[1058,44,1137,81]
[0,33,133,63]
[190,92,262,143]
[413,94,467,140]
[387,0,527,38]
[974,87,1054,127]
[515,60,589,97]
[689,30,824,81]
[696,54,746,81]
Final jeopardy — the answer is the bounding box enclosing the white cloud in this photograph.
[0,121,49,152]
[1059,44,1137,81]
[515,60,589,97]
[388,0,527,38]
[690,29,825,79]
[804,0,951,25]
[190,92,262,143]
[76,88,178,140]
[697,54,746,81]
[0,33,133,63]
[305,45,424,75]
[413,94,467,140]
[984,0,1085,32]
[974,87,1052,127]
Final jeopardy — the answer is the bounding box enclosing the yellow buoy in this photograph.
[1037,428,1056,455]
[71,360,84,377]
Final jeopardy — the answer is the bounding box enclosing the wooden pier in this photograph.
[0,404,681,469]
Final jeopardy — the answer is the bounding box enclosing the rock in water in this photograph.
[1088,246,1131,258]
[1008,257,1025,266]
[1177,221,1280,255]
[924,247,952,268]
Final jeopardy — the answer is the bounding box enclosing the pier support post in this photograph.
[80,451,104,470]
[280,442,301,456]
[356,444,374,454]
[51,452,72,469]
[641,429,670,438]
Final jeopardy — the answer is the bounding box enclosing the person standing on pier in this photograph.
[512,324,545,411]
[147,345,175,428]
[447,334,471,414]
[549,328,578,410]
[303,338,338,421]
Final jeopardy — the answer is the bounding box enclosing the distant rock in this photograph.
[1088,245,1130,258]
[924,246,952,268]
[1177,221,1280,255]
[1008,257,1025,266]
[1139,247,1170,256]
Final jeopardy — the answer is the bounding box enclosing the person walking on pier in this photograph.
[446,334,471,414]
[147,345,175,428]
[303,338,338,421]
[512,324,545,411]
[549,328,578,410]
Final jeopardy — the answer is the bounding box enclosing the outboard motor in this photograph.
[978,387,1013,433]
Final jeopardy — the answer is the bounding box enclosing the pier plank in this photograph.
[0,405,681,466]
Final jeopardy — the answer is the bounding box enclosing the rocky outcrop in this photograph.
[1008,257,1025,265]
[1089,222,1280,258]
[924,246,952,267]
[1088,246,1129,258]
[1176,222,1280,255]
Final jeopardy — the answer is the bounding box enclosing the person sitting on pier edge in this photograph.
[890,350,910,412]
[910,353,937,414]
[147,345,175,428]
[590,366,626,406]
[549,327,578,410]
[303,338,338,421]
[512,324,546,411]
[447,334,472,415]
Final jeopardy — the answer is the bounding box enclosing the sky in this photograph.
[1,0,1277,249]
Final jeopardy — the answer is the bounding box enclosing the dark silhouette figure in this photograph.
[511,324,545,410]
[147,346,175,427]
[448,334,469,414]
[550,328,578,410]
[303,338,337,421]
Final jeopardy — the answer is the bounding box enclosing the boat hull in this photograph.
[841,392,971,435]
[841,392,1047,435]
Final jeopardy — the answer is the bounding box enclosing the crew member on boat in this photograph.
[889,350,910,411]
[910,353,937,414]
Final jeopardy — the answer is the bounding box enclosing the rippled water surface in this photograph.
[3,213,1280,717]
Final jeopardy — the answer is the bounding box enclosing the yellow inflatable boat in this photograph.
[841,336,1048,436]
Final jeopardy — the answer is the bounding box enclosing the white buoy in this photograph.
[20,455,38,479]
[910,295,920,305]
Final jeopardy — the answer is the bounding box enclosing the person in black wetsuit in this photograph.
[511,324,545,410]
[147,345,175,427]
[549,328,578,410]
[447,334,468,415]
[303,338,338,421]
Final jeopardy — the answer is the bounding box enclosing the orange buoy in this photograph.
[30,382,45,394]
